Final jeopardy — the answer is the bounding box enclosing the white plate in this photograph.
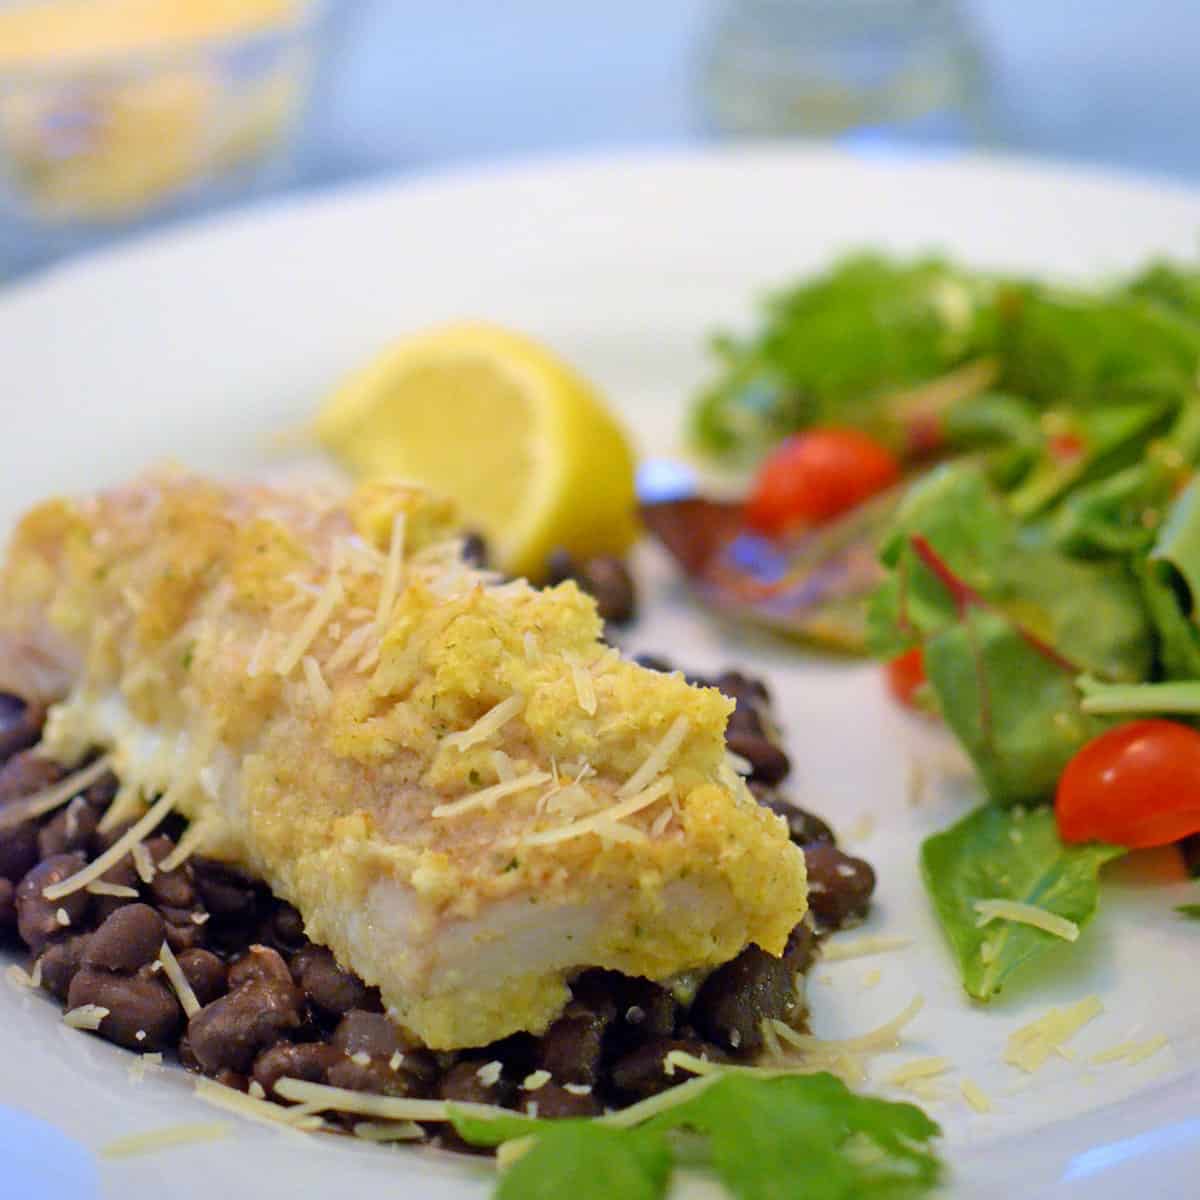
[2,146,1199,1200]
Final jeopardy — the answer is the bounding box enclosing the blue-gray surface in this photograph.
[8,0,1200,275]
[302,0,1200,184]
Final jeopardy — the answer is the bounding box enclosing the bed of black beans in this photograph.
[0,668,873,1148]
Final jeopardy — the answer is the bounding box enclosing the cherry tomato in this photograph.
[885,647,927,708]
[1056,719,1200,848]
[745,428,901,535]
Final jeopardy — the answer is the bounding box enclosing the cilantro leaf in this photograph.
[451,1073,944,1200]
[1177,904,1200,920]
[495,1124,671,1200]
[646,1073,942,1200]
[921,804,1124,1000]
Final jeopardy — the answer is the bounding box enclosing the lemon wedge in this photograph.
[313,323,638,581]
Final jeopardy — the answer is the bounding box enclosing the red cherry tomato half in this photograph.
[1056,719,1200,848]
[745,428,901,535]
[885,647,927,708]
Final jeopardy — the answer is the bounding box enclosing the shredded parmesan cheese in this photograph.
[245,629,273,678]
[325,622,376,673]
[887,1057,951,1086]
[443,695,525,753]
[523,632,540,663]
[570,660,597,716]
[64,1004,109,1030]
[131,840,157,885]
[352,1121,424,1142]
[6,964,33,989]
[1091,1034,1169,1066]
[820,935,912,962]
[100,1121,232,1159]
[726,752,753,776]
[0,755,113,833]
[521,777,674,847]
[476,1060,503,1087]
[302,655,333,711]
[960,1078,993,1113]
[522,1070,551,1091]
[193,1079,323,1131]
[432,770,552,820]
[273,1077,505,1124]
[158,942,201,1017]
[974,899,1080,942]
[619,716,690,798]
[375,512,407,629]
[1004,996,1104,1074]
[42,791,176,901]
[275,571,344,676]
[86,880,139,899]
[491,750,515,783]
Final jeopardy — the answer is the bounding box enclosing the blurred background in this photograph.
[2,0,1199,277]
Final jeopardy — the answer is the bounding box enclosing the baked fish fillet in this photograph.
[0,470,807,1049]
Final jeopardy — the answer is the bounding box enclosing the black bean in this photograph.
[82,772,119,812]
[609,1037,728,1100]
[633,654,674,674]
[214,1069,249,1092]
[725,699,766,739]
[37,934,90,1001]
[160,907,206,954]
[0,877,14,929]
[327,1052,433,1099]
[690,943,800,1055]
[265,902,306,953]
[526,1081,602,1119]
[292,945,373,1018]
[83,904,164,973]
[613,977,677,1038]
[438,1059,511,1108]
[0,749,64,803]
[536,1004,609,1087]
[67,967,183,1052]
[547,552,637,625]
[713,670,770,705]
[16,853,88,949]
[91,819,137,856]
[145,836,195,909]
[461,531,490,569]
[37,799,98,859]
[0,694,44,764]
[176,949,227,1007]
[332,1010,403,1061]
[0,817,38,887]
[583,557,637,625]
[187,978,302,1074]
[757,794,835,846]
[229,945,296,995]
[192,858,259,919]
[252,1041,345,1099]
[725,731,790,786]
[803,843,875,930]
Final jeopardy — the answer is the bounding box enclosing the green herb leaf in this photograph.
[921,803,1124,1000]
[646,1073,943,1200]
[1176,904,1200,919]
[451,1073,944,1200]
[871,465,1152,804]
[499,1124,671,1200]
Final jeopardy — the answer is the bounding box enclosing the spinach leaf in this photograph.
[690,254,994,461]
[871,464,1152,803]
[921,804,1124,1000]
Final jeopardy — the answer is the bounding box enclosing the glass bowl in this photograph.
[0,0,327,270]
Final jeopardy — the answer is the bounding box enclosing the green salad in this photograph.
[686,252,1200,1000]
